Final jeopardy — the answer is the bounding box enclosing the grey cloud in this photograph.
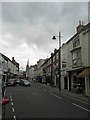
[1,2,88,68]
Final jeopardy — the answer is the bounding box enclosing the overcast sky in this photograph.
[0,0,89,70]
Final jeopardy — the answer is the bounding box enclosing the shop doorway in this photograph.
[64,77,68,89]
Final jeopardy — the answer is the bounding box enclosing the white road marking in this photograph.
[42,89,47,92]
[12,108,15,112]
[62,93,89,105]
[72,103,90,112]
[50,93,62,99]
[11,102,13,106]
[14,115,16,120]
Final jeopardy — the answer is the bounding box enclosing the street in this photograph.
[3,81,89,119]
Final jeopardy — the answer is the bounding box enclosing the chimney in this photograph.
[54,49,57,53]
[76,20,84,33]
[12,57,15,62]
[51,53,53,56]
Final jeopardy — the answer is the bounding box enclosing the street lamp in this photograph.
[52,31,61,91]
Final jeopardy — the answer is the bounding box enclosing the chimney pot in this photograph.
[79,20,81,25]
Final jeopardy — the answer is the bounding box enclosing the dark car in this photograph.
[6,79,16,86]
[19,79,31,86]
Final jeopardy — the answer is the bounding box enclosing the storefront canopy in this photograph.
[78,67,90,77]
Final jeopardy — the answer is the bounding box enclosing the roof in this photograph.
[78,67,90,77]
[66,22,90,44]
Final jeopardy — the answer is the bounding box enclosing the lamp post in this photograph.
[52,31,61,91]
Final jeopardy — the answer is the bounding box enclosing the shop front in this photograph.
[78,67,90,96]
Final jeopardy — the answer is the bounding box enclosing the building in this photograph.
[19,70,26,79]
[34,59,45,83]
[28,65,36,81]
[51,49,59,87]
[0,53,19,98]
[61,43,67,90]
[41,57,52,85]
[66,21,90,96]
[26,59,45,82]
[0,53,19,81]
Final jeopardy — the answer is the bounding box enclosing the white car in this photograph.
[19,79,31,86]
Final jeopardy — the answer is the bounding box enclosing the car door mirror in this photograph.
[2,99,9,105]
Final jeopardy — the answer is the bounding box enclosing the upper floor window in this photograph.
[56,52,59,60]
[72,52,77,66]
[48,60,49,66]
[62,63,66,68]
[53,56,55,62]
[73,36,80,48]
[72,50,81,67]
[50,66,51,73]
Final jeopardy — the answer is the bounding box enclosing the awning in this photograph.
[78,67,90,77]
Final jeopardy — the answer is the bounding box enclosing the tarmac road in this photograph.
[3,82,89,119]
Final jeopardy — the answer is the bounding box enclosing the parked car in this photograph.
[19,79,31,86]
[6,79,16,86]
[16,79,20,85]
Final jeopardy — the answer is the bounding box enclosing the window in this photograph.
[56,62,58,66]
[50,66,51,73]
[53,56,55,62]
[73,36,80,48]
[50,59,51,64]
[77,51,81,66]
[56,52,59,60]
[72,52,77,66]
[72,50,81,67]
[62,63,66,68]
[0,63,1,69]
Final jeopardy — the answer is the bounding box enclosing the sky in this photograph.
[0,0,89,71]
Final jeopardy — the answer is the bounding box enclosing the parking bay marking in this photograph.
[9,94,16,119]
[50,93,62,99]
[12,108,15,112]
[11,102,14,106]
[14,115,16,120]
[72,103,90,112]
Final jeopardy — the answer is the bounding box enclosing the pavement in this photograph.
[37,82,89,105]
